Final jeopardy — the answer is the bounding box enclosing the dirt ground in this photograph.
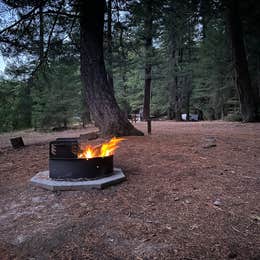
[0,121,259,260]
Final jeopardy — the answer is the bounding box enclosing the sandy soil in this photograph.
[0,121,259,259]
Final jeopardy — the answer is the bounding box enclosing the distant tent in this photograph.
[181,114,199,121]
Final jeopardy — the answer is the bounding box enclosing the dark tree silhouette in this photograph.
[225,0,258,122]
[143,0,153,121]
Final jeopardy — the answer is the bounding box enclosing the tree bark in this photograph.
[168,77,175,120]
[143,0,153,121]
[81,89,91,127]
[175,75,182,121]
[225,0,258,122]
[185,78,191,121]
[168,9,177,120]
[257,55,260,98]
[79,0,143,136]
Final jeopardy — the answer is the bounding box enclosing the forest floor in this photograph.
[0,121,259,260]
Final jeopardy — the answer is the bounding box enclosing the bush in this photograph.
[224,112,242,122]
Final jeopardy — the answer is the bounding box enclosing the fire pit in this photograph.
[49,138,114,179]
[30,137,126,190]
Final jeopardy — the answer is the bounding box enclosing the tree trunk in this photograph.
[79,0,143,136]
[143,0,153,121]
[186,88,191,121]
[106,0,114,92]
[185,78,192,122]
[175,75,182,121]
[168,78,175,120]
[168,11,177,120]
[257,55,260,98]
[225,0,258,122]
[175,45,183,121]
[119,22,127,97]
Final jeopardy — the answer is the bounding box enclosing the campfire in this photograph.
[78,137,125,159]
[49,137,125,180]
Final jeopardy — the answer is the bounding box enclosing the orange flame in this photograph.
[78,137,125,159]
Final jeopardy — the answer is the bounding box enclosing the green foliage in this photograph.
[113,47,169,116]
[31,60,82,129]
[0,80,31,132]
[114,58,142,113]
[224,112,242,122]
[191,18,239,119]
[111,0,169,117]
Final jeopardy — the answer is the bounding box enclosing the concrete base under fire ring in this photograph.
[30,168,126,191]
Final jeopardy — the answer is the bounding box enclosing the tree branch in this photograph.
[41,10,79,18]
[32,0,65,77]
[0,6,38,35]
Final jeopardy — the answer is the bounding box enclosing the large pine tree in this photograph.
[78,0,143,136]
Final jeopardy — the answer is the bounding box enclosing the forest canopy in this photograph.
[0,0,259,133]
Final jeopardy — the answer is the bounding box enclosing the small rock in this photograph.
[80,202,88,207]
[205,137,217,142]
[174,197,180,201]
[190,224,199,230]
[213,199,221,206]
[15,234,28,245]
[250,214,260,222]
[32,197,44,203]
[202,137,217,148]
[203,143,217,149]
[165,224,172,230]
[185,199,191,204]
[52,203,64,209]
